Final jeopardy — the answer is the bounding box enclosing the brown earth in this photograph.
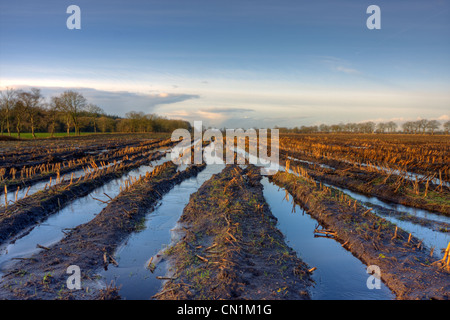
[270,170,450,300]
[0,161,206,300]
[155,165,312,300]
[280,154,450,216]
[0,150,167,246]
[0,137,176,192]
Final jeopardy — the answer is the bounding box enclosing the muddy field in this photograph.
[0,133,449,300]
[156,165,312,300]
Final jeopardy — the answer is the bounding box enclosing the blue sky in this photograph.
[1,0,449,128]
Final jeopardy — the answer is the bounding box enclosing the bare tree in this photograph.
[376,122,387,133]
[347,123,358,133]
[406,121,421,134]
[330,124,341,133]
[319,124,330,133]
[402,121,413,133]
[17,88,43,139]
[415,119,428,134]
[0,88,17,136]
[426,120,440,135]
[13,99,26,139]
[357,121,375,133]
[47,96,63,137]
[386,121,397,133]
[58,90,87,136]
[444,121,450,135]
[86,104,104,134]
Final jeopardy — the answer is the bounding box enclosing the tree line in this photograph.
[2,87,448,137]
[277,119,450,134]
[0,87,191,138]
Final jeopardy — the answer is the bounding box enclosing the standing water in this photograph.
[98,144,225,299]
[326,184,450,258]
[1,160,123,206]
[0,155,172,275]
[261,178,395,300]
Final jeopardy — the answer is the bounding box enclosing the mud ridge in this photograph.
[281,157,450,216]
[156,165,312,300]
[0,150,167,245]
[270,171,450,300]
[0,138,176,195]
[363,202,450,233]
[0,161,206,300]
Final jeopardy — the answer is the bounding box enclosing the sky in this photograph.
[1,0,449,128]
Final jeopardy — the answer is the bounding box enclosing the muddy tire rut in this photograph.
[281,156,450,216]
[270,170,450,300]
[0,161,206,300]
[0,138,176,196]
[155,165,312,300]
[0,150,168,246]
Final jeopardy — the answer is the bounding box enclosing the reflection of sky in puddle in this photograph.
[287,156,335,170]
[2,145,170,206]
[325,182,450,225]
[0,142,445,299]
[262,178,394,300]
[0,156,171,274]
[324,184,450,258]
[285,148,449,187]
[100,144,395,300]
[1,160,124,206]
[99,143,225,299]
[236,148,449,264]
[260,146,449,260]
[377,215,449,258]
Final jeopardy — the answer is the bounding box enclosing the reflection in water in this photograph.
[1,160,124,206]
[100,163,395,300]
[261,178,394,300]
[325,184,450,258]
[0,156,171,273]
[241,146,449,256]
[1,141,443,300]
[99,144,225,299]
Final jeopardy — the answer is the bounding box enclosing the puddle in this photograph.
[261,178,395,300]
[274,150,449,258]
[327,183,450,224]
[287,156,335,170]
[0,156,172,274]
[86,149,109,155]
[284,149,449,187]
[236,146,449,252]
[235,146,446,296]
[374,213,449,258]
[1,142,445,299]
[355,163,450,188]
[98,144,225,299]
[333,156,448,188]
[325,184,450,258]
[101,155,395,299]
[1,145,173,206]
[1,160,124,206]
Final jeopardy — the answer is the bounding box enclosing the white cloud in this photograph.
[334,66,361,75]
[1,85,199,116]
